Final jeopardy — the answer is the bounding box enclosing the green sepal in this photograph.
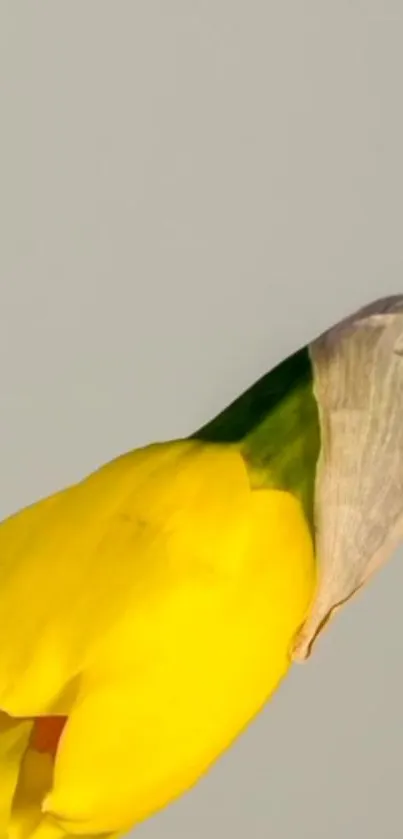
[192,346,320,533]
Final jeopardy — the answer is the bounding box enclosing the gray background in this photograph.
[1,2,403,837]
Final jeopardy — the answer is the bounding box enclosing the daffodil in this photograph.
[0,295,402,839]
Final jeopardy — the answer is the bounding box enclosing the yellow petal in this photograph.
[0,441,200,716]
[0,713,32,838]
[10,747,54,839]
[42,486,314,833]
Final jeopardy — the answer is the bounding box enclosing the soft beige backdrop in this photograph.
[1,3,403,838]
